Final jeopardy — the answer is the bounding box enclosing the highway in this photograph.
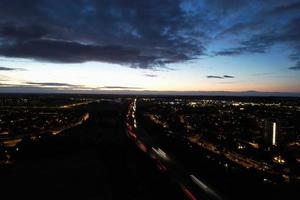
[0,100,189,200]
[126,98,223,200]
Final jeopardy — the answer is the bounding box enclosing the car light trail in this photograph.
[190,175,222,200]
[137,140,147,153]
[190,174,208,190]
[152,147,169,160]
[180,185,197,200]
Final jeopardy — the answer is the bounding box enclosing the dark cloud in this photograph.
[217,22,262,38]
[0,39,143,65]
[207,75,224,79]
[289,52,300,61]
[0,0,300,71]
[144,74,157,78]
[267,1,300,16]
[0,23,48,40]
[0,86,88,93]
[26,82,78,87]
[0,66,25,71]
[214,5,300,69]
[0,66,16,71]
[203,0,250,16]
[289,61,300,70]
[0,0,205,69]
[214,49,244,56]
[223,75,235,78]
[214,34,278,56]
[207,75,235,79]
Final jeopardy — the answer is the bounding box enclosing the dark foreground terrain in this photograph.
[0,100,184,200]
[0,95,299,200]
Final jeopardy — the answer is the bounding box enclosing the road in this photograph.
[126,99,223,200]
[127,98,300,200]
[0,100,185,200]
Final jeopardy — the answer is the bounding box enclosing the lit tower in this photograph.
[272,122,276,146]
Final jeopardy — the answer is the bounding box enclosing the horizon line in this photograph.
[0,89,299,97]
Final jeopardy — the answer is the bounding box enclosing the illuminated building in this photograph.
[272,122,276,146]
[264,120,279,146]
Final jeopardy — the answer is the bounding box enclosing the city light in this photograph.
[272,122,277,146]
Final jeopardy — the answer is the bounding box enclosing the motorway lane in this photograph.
[126,99,223,200]
[0,101,185,200]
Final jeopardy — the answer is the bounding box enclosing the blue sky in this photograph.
[0,0,299,94]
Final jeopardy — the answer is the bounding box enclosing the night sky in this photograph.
[0,0,299,94]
